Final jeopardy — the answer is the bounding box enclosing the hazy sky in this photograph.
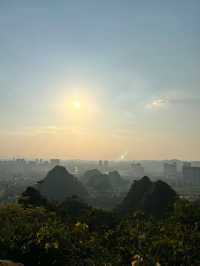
[0,0,200,160]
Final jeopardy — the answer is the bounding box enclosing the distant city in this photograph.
[1,158,200,204]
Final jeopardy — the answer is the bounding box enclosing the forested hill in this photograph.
[36,166,88,202]
[118,176,177,217]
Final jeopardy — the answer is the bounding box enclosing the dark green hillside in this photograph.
[37,166,88,202]
[118,176,177,217]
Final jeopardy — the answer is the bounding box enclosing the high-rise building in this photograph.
[98,160,103,168]
[183,162,191,168]
[182,163,200,185]
[164,162,177,179]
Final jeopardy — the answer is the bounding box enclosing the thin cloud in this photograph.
[146,94,200,111]
[146,98,168,110]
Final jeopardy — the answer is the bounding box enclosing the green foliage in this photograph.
[18,187,48,207]
[0,199,199,265]
[57,195,91,223]
[0,205,73,266]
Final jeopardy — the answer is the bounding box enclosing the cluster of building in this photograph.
[0,158,60,167]
[164,161,200,185]
[98,160,109,171]
[97,160,145,178]
[1,158,200,186]
[182,162,200,185]
[0,158,61,179]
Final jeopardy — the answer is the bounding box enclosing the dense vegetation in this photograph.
[0,197,199,265]
[0,168,199,265]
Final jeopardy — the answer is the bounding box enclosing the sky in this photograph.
[0,0,200,160]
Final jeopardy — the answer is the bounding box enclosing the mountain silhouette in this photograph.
[83,169,112,193]
[118,176,177,217]
[83,169,129,194]
[36,166,88,202]
[82,169,103,183]
[108,171,130,192]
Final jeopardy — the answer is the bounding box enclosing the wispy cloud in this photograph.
[146,98,168,110]
[146,93,200,111]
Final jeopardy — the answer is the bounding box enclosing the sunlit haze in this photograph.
[0,1,200,160]
[72,100,81,110]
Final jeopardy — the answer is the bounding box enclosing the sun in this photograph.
[72,100,81,110]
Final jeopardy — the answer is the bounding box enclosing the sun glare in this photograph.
[73,100,81,110]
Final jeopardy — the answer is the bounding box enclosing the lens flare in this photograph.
[73,100,81,110]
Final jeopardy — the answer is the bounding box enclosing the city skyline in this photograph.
[0,1,200,160]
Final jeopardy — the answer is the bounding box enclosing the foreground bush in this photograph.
[0,201,199,265]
